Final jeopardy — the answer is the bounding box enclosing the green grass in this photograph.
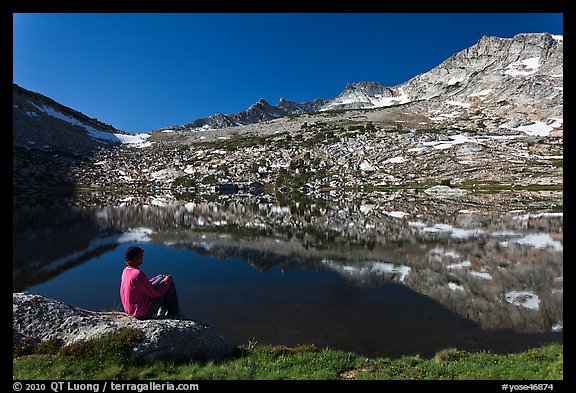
[13,329,563,380]
[458,180,562,192]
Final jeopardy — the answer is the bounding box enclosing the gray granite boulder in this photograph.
[13,292,234,362]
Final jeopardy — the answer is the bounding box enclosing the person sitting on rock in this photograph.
[120,246,180,319]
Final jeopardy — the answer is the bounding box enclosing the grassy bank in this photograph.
[13,329,562,380]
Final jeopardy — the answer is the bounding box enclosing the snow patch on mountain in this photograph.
[115,133,153,148]
[501,118,563,137]
[30,101,151,147]
[505,291,540,310]
[503,57,540,77]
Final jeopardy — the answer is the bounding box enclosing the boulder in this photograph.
[13,292,234,362]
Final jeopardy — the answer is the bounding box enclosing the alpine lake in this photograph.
[13,185,563,359]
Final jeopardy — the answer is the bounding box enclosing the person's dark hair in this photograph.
[125,246,144,262]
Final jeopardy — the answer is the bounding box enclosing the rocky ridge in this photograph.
[13,33,562,194]
[12,83,123,154]
[13,33,563,194]
[12,83,150,188]
[167,97,329,131]
[156,33,563,132]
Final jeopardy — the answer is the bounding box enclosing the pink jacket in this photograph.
[120,267,171,317]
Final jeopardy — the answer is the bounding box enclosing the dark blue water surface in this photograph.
[14,192,563,358]
[25,242,560,358]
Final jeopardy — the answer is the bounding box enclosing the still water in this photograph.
[13,189,563,358]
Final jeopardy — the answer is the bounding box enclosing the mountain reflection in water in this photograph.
[13,190,562,357]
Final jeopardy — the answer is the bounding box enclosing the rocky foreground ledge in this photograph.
[13,292,234,362]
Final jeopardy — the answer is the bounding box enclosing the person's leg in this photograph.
[162,282,180,317]
[137,284,180,319]
[135,296,164,320]
[148,295,166,318]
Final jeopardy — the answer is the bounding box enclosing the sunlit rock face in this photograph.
[402,33,562,103]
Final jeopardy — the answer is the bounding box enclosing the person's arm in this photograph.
[135,271,170,298]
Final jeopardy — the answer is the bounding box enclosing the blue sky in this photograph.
[13,13,563,133]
